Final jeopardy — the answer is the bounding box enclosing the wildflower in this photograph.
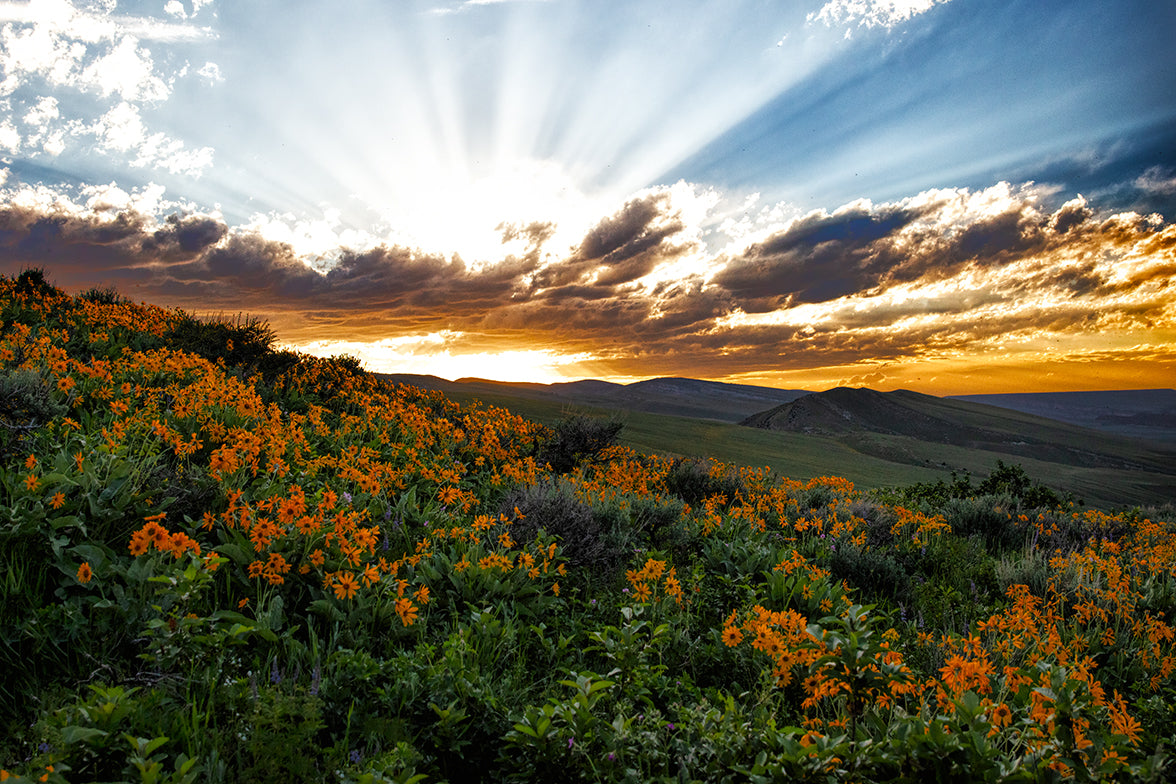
[395,597,419,626]
[238,597,249,609]
[128,529,150,556]
[24,474,38,491]
[552,582,560,596]
[50,492,65,510]
[567,737,574,749]
[76,562,93,583]
[24,454,37,470]
[722,625,744,647]
[334,571,359,600]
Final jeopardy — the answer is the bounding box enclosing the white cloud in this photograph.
[196,61,222,84]
[23,94,59,127]
[90,101,213,175]
[93,100,145,151]
[79,34,170,101]
[0,118,20,151]
[1135,166,1176,196]
[0,0,216,176]
[808,0,950,30]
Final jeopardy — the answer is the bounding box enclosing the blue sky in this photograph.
[1,0,1174,392]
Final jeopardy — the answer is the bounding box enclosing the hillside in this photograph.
[739,387,1176,507]
[4,270,1176,782]
[951,389,1176,443]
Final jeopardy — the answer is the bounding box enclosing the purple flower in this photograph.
[607,753,616,762]
[667,722,675,731]
[568,737,575,749]
[350,749,362,763]
[341,491,352,505]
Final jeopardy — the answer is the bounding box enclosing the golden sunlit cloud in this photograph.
[290,333,602,383]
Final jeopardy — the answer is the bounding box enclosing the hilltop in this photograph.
[3,269,1175,782]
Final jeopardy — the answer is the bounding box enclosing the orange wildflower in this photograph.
[76,562,93,583]
[334,571,359,600]
[722,625,743,647]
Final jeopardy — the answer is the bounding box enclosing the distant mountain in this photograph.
[740,387,1176,475]
[380,374,807,423]
[949,389,1176,444]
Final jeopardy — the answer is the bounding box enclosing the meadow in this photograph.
[2,268,1175,782]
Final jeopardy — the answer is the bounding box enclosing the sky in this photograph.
[1,0,1174,394]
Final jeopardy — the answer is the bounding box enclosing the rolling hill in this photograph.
[950,389,1176,443]
[381,374,808,422]
[740,387,1176,507]
[379,375,1176,508]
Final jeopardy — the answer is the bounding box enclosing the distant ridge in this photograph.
[740,387,1176,474]
[950,389,1176,443]
[380,374,807,423]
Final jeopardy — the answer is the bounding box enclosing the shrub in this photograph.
[0,368,66,459]
[536,413,623,474]
[663,457,745,506]
[499,480,624,573]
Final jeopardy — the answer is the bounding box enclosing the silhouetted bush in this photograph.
[165,312,278,369]
[78,285,132,305]
[536,412,623,473]
[978,461,1065,510]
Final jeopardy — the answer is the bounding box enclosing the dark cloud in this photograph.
[1,180,1173,384]
[534,192,692,289]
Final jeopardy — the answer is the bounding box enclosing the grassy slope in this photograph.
[416,382,1176,509]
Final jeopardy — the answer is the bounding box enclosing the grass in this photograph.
[409,384,1175,509]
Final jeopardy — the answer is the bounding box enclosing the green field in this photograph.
[421,384,1176,509]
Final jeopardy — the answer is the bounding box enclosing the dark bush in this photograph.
[0,368,66,459]
[164,312,278,370]
[498,480,629,574]
[78,285,132,305]
[829,544,910,603]
[942,496,1024,551]
[978,461,1065,510]
[536,412,623,474]
[664,457,745,505]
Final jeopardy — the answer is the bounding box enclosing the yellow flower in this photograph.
[24,453,37,470]
[76,562,93,583]
[50,492,65,509]
[722,625,744,647]
[552,582,560,596]
[24,473,38,491]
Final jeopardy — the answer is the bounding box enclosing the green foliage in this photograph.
[538,412,624,473]
[0,368,66,458]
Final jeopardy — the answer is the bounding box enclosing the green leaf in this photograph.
[61,725,109,745]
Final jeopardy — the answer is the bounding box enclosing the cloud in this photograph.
[807,0,951,30]
[0,178,1173,389]
[1136,166,1176,197]
[0,0,215,175]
